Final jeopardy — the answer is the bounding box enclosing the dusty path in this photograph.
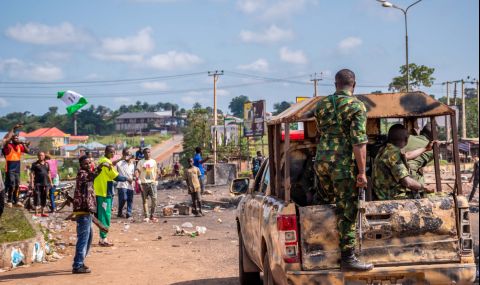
[151,135,183,166]
[0,187,239,285]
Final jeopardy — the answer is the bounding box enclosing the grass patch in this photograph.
[89,134,171,148]
[0,208,36,243]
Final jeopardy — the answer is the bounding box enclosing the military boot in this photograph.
[340,249,374,271]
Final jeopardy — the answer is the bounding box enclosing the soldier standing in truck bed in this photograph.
[306,69,373,271]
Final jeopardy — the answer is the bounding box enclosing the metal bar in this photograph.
[268,125,276,195]
[284,123,291,202]
[431,117,442,193]
[450,114,463,195]
[274,124,282,198]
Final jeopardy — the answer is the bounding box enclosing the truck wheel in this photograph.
[238,233,261,285]
[263,252,276,285]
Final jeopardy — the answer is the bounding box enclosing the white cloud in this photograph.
[146,51,202,70]
[140,81,169,91]
[92,53,144,63]
[0,98,9,108]
[262,0,308,20]
[216,89,230,97]
[114,97,133,104]
[237,0,316,20]
[38,51,71,61]
[0,58,63,81]
[100,27,154,54]
[5,22,90,45]
[237,0,266,13]
[181,91,208,105]
[279,47,307,64]
[238,58,269,72]
[240,25,293,44]
[337,37,363,54]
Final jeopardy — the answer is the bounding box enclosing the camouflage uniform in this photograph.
[403,135,433,184]
[373,143,414,200]
[314,90,368,252]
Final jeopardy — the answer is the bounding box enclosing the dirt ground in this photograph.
[0,186,240,285]
[1,181,479,285]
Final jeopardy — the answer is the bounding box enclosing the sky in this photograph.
[0,0,478,116]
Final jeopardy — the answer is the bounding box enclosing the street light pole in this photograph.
[379,0,423,92]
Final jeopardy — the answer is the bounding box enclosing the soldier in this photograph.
[306,69,373,271]
[404,124,435,184]
[373,124,436,200]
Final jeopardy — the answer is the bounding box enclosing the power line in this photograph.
[0,72,207,86]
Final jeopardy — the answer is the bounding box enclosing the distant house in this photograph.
[115,111,183,134]
[23,127,70,148]
[70,135,89,144]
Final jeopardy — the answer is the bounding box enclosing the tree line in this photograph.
[0,101,182,136]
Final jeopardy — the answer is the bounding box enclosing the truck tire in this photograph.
[263,252,276,285]
[238,232,261,285]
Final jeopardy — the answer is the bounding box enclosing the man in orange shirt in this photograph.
[1,124,22,216]
[3,131,30,208]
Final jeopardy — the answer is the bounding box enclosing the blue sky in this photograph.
[0,0,478,115]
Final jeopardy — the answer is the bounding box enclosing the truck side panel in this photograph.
[299,196,460,271]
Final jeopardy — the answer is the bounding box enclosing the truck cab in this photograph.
[236,91,476,285]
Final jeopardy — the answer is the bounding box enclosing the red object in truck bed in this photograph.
[281,130,304,141]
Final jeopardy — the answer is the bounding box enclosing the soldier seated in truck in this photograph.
[404,124,435,184]
[373,124,436,200]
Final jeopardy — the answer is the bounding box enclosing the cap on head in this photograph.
[195,147,201,153]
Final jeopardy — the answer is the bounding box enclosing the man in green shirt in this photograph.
[94,145,131,247]
[305,69,372,271]
[373,124,436,200]
[403,124,434,184]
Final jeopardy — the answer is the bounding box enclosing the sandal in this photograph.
[98,241,114,247]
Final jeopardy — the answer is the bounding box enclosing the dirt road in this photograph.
[151,135,183,165]
[0,187,239,285]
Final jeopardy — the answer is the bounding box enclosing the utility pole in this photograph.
[208,70,224,164]
[461,80,466,138]
[310,72,323,97]
[73,113,78,136]
[445,81,450,142]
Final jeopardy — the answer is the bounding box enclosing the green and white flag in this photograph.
[57,90,88,115]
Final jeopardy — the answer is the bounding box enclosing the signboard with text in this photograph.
[243,100,266,137]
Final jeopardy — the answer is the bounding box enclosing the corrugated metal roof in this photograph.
[24,127,69,138]
[268,91,454,125]
[116,111,172,119]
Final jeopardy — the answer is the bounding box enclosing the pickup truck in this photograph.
[235,91,476,285]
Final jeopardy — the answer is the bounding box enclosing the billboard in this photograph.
[244,100,266,137]
[296,96,310,103]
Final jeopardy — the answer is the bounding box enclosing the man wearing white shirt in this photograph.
[136,148,158,222]
[116,149,136,219]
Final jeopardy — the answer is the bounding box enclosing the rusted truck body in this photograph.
[236,92,476,285]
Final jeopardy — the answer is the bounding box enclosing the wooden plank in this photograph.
[450,114,463,195]
[284,123,291,202]
[431,117,442,193]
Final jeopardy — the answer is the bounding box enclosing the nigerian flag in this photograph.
[57,90,88,115]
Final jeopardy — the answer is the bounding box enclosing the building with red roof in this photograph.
[23,127,70,148]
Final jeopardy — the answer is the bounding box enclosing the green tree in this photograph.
[389,63,435,92]
[38,137,54,153]
[181,107,212,166]
[273,101,292,115]
[228,95,249,118]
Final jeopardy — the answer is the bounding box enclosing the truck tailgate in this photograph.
[299,196,460,270]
